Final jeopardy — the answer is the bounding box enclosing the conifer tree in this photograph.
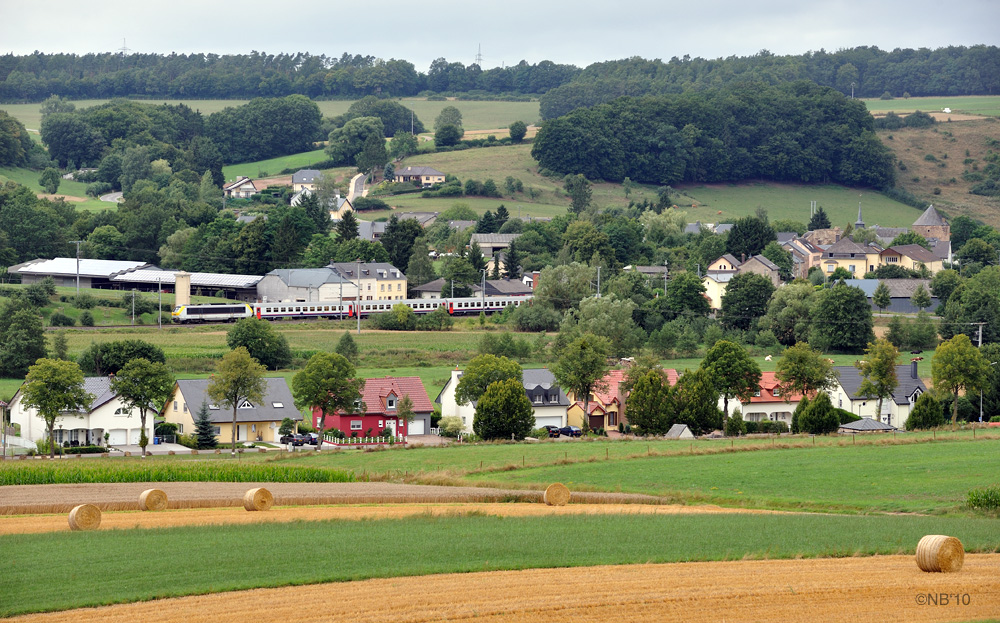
[194,401,218,449]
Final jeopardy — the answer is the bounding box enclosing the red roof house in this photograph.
[314,376,434,438]
[727,372,805,427]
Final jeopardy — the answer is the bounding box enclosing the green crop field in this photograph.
[3,511,998,616]
[863,95,1000,117]
[221,148,330,180]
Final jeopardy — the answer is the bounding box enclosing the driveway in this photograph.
[100,191,123,203]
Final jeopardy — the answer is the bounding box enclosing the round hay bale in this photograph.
[543,483,571,506]
[138,489,168,511]
[68,504,101,531]
[243,487,273,512]
[916,535,965,573]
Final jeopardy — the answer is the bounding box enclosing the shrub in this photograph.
[49,312,75,327]
[72,293,97,309]
[905,392,945,430]
[438,416,465,437]
[798,392,839,434]
[967,485,1000,511]
[991,415,1000,423]
[531,427,551,440]
[79,311,94,326]
[724,415,746,437]
[835,408,860,425]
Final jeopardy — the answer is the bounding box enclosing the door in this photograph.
[237,425,247,441]
[409,419,425,435]
[386,420,397,437]
[108,429,127,445]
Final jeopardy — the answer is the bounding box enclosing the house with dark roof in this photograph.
[315,376,434,437]
[160,378,300,444]
[830,361,927,428]
[328,262,407,301]
[257,268,358,303]
[224,176,259,199]
[291,187,353,219]
[820,238,882,277]
[879,244,943,274]
[436,368,572,433]
[842,279,938,314]
[9,376,156,448]
[292,169,322,192]
[838,418,898,433]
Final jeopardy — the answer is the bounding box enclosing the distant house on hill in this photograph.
[395,166,445,187]
[224,176,259,199]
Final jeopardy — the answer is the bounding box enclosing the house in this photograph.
[623,265,670,290]
[291,187,354,219]
[161,378,299,444]
[9,258,149,288]
[819,238,882,277]
[879,244,943,274]
[397,212,439,227]
[804,227,843,246]
[702,254,781,307]
[292,169,322,192]
[395,166,446,187]
[315,376,434,437]
[484,278,533,297]
[328,262,407,301]
[707,254,741,272]
[436,368,571,433]
[739,254,782,286]
[911,205,950,242]
[830,360,927,428]
[782,238,823,279]
[723,372,804,428]
[223,176,259,199]
[842,279,939,314]
[256,268,360,303]
[566,368,679,431]
[410,277,482,299]
[8,376,155,447]
[702,270,737,311]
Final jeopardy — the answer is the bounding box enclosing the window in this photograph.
[826,265,834,273]
[173,401,178,411]
[550,395,559,404]
[351,420,363,430]
[772,389,780,397]
[238,400,253,409]
[534,394,542,404]
[387,396,396,409]
[212,426,221,435]
[754,390,761,397]
[183,404,188,413]
[177,424,184,434]
[849,265,856,273]
[397,284,401,291]
[381,284,385,292]
[209,404,219,410]
[378,420,383,427]
[272,402,284,408]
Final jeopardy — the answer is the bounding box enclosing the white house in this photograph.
[830,361,927,429]
[8,377,154,448]
[435,368,569,433]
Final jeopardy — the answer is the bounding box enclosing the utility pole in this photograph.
[69,240,83,294]
[664,260,669,293]
[356,258,362,335]
[481,269,486,312]
[131,288,136,326]
[596,266,601,298]
[158,275,162,330]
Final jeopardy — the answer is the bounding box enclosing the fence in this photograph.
[324,435,406,447]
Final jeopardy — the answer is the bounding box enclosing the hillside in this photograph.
[876,117,1000,226]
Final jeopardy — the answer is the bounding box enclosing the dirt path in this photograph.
[9,555,999,622]
[0,502,780,535]
[0,482,668,515]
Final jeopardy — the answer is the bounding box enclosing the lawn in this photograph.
[862,95,1000,117]
[221,148,329,180]
[2,511,998,616]
[0,166,110,212]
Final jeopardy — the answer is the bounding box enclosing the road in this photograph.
[347,173,366,201]
[99,191,123,203]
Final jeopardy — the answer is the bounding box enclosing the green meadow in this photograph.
[3,511,998,616]
[0,166,109,212]
[862,95,1000,117]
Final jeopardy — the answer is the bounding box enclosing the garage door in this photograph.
[409,419,425,435]
[108,429,127,445]
[130,429,143,444]
[534,416,562,428]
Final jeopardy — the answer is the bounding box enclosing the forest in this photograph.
[530,81,896,188]
[1,45,997,105]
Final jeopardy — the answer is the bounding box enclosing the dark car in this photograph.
[542,425,561,438]
[306,433,320,445]
[280,434,306,446]
[558,426,582,438]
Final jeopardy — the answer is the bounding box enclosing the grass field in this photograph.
[862,95,1000,117]
[0,166,109,212]
[2,511,998,616]
[0,98,539,135]
[221,148,329,180]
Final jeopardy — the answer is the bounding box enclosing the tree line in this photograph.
[531,81,896,188]
[2,45,997,103]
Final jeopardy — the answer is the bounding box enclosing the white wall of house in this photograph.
[10,393,153,447]
[830,385,917,429]
[438,370,476,432]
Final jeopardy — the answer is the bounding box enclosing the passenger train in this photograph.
[170,296,532,323]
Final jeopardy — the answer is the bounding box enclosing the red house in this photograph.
[313,376,434,438]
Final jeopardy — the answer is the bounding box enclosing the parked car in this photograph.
[558,426,582,437]
[542,425,561,438]
[280,434,306,446]
[306,433,319,445]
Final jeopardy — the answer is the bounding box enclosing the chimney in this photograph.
[741,253,746,264]
[911,359,919,379]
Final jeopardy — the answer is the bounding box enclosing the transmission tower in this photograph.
[474,44,483,67]
[118,38,130,69]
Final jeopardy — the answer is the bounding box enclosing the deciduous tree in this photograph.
[111,358,175,457]
[720,272,775,331]
[701,340,762,420]
[292,352,364,451]
[226,318,292,370]
[932,334,991,429]
[551,334,610,434]
[508,120,527,143]
[855,338,899,424]
[208,347,266,456]
[455,354,522,405]
[872,281,891,313]
[775,342,836,398]
[22,359,92,458]
[473,377,534,440]
[809,281,874,353]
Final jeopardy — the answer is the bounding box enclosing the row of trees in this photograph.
[532,81,895,189]
[3,46,997,103]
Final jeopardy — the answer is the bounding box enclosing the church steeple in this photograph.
[855,202,865,230]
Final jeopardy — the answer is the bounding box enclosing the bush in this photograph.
[79,310,94,326]
[176,434,199,449]
[226,317,292,370]
[905,392,945,430]
[967,485,1000,511]
[530,427,551,440]
[78,339,166,375]
[724,415,746,437]
[835,408,860,425]
[49,312,75,327]
[72,293,97,309]
[478,331,532,360]
[991,415,1000,423]
[438,416,465,437]
[798,392,839,434]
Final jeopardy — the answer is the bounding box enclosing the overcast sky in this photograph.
[3,0,998,71]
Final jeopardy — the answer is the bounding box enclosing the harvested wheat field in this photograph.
[0,501,779,535]
[0,482,665,515]
[9,555,1000,623]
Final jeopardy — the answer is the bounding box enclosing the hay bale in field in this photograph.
[544,483,571,506]
[243,487,273,511]
[138,489,168,511]
[68,504,101,531]
[916,535,964,572]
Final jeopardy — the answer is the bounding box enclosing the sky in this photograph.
[2,0,998,71]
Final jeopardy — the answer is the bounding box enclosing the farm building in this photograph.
[257,268,359,303]
[8,258,149,288]
[842,279,939,314]
[315,376,433,437]
[161,378,300,444]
